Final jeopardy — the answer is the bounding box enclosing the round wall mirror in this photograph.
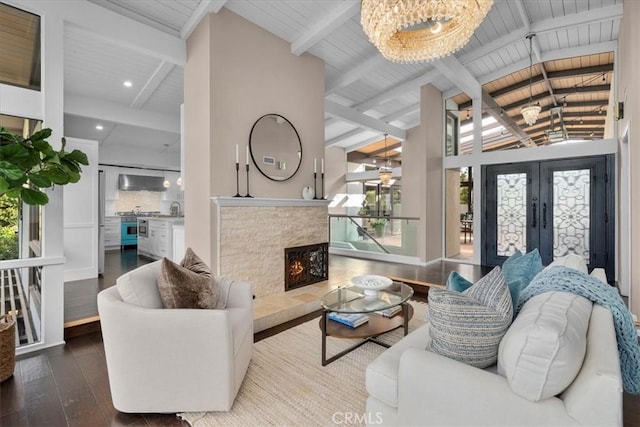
[249,114,302,181]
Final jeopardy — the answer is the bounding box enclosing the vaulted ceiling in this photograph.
[1,0,623,160]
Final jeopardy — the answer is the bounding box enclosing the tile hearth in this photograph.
[253,263,352,333]
[252,256,492,333]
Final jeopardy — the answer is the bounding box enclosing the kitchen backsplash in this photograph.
[115,191,163,213]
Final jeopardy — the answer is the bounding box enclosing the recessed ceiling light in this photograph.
[123,81,133,88]
[96,125,104,130]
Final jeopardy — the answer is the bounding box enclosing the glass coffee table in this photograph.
[319,281,414,366]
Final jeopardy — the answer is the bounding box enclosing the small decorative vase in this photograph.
[302,186,315,200]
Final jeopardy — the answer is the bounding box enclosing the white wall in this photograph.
[616,0,640,315]
[184,9,325,267]
[99,144,180,170]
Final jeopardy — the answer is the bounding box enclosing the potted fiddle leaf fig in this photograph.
[0,127,89,205]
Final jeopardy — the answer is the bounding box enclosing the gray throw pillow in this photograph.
[157,257,219,309]
[427,266,513,368]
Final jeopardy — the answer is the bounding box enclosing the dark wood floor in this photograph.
[3,255,636,426]
[64,248,152,324]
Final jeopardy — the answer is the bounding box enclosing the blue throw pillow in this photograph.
[502,249,543,305]
[446,271,473,292]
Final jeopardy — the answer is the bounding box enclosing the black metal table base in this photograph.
[321,303,410,366]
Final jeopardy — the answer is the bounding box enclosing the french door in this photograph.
[482,155,614,281]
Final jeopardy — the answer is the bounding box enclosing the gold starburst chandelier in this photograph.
[361,0,494,63]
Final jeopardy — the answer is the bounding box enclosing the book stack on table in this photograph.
[328,312,369,328]
[375,305,402,317]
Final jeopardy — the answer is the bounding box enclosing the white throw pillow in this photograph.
[116,260,164,308]
[498,291,592,401]
[547,253,588,274]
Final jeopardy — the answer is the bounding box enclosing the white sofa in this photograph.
[365,265,623,426]
[97,261,253,413]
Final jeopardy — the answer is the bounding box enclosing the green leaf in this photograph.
[5,188,21,198]
[30,128,52,143]
[65,149,89,165]
[0,143,29,162]
[20,188,49,205]
[7,175,28,187]
[59,163,80,183]
[41,167,69,185]
[0,161,25,180]
[0,177,8,194]
[61,158,80,174]
[33,139,54,156]
[28,172,52,188]
[0,128,22,145]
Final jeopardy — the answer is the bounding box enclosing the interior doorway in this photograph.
[445,167,474,261]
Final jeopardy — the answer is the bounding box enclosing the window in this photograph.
[0,3,41,90]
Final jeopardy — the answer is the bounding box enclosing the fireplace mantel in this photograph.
[212,196,330,208]
[212,196,329,298]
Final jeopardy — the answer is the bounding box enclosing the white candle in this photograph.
[235,144,239,163]
[321,158,324,174]
[314,158,317,173]
[246,146,249,165]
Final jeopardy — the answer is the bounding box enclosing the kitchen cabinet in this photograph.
[172,225,185,261]
[105,216,121,250]
[149,220,170,259]
[140,218,183,260]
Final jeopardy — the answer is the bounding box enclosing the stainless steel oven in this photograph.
[138,219,148,238]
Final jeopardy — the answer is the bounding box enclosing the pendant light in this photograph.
[521,33,541,126]
[162,144,171,188]
[378,134,392,185]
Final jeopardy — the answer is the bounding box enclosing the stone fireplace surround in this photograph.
[211,197,330,300]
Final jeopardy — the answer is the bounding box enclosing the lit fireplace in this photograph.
[284,243,329,291]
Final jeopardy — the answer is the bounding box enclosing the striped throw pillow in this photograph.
[427,266,513,368]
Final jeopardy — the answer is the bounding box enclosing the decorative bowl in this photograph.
[351,275,392,295]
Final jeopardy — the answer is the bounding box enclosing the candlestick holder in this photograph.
[234,162,242,197]
[321,172,325,199]
[313,172,318,199]
[245,163,253,198]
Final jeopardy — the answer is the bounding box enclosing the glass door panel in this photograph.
[496,173,528,257]
[552,169,591,262]
[483,163,538,266]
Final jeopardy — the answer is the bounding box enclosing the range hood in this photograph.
[118,174,167,192]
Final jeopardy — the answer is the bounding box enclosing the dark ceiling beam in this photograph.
[460,65,613,106]
[522,118,604,134]
[459,84,611,111]
[547,64,613,80]
[511,109,606,123]
[459,100,608,126]
[490,74,546,98]
[531,128,604,143]
[366,142,402,157]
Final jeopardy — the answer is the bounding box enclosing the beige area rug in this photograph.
[178,301,427,427]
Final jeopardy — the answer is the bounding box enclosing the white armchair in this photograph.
[97,261,253,413]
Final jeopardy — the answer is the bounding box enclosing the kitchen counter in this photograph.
[138,217,184,260]
[149,216,184,223]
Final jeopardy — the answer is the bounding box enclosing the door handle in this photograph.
[543,203,547,229]
[532,202,537,228]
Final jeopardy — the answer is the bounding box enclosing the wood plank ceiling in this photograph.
[0,0,623,159]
